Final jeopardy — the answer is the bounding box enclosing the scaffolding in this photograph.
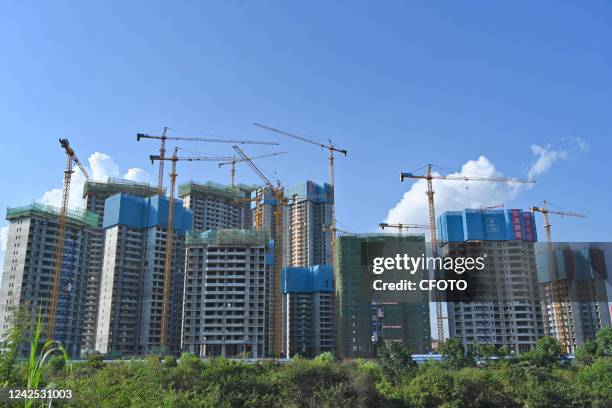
[6,202,99,228]
[178,180,259,201]
[82,177,162,198]
[186,229,269,247]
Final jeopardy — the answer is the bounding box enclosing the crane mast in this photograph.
[47,139,89,339]
[530,200,586,352]
[400,164,535,342]
[149,149,235,351]
[252,123,347,320]
[232,145,285,358]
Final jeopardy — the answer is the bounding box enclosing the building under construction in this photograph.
[334,234,431,358]
[179,181,256,231]
[439,208,543,354]
[281,265,334,358]
[80,178,160,353]
[536,243,611,352]
[95,193,192,356]
[284,181,333,267]
[182,229,270,358]
[0,203,98,357]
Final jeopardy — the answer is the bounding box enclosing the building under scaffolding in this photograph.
[80,178,160,353]
[334,234,431,358]
[0,203,98,356]
[179,181,258,231]
[182,229,271,358]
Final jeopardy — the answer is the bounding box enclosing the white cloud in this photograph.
[385,156,519,238]
[37,152,151,209]
[571,136,590,153]
[385,139,588,239]
[527,144,568,179]
[124,168,151,183]
[89,152,120,180]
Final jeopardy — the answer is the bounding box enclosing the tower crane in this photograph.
[47,139,90,338]
[379,223,429,235]
[530,200,586,351]
[400,164,535,341]
[218,151,287,186]
[149,148,234,351]
[252,123,346,242]
[232,145,286,359]
[137,127,279,193]
[530,201,586,244]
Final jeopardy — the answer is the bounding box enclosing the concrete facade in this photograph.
[281,265,334,358]
[95,193,191,355]
[182,229,270,358]
[284,181,333,267]
[80,178,159,353]
[439,209,544,354]
[0,203,97,357]
[537,244,611,353]
[179,181,255,231]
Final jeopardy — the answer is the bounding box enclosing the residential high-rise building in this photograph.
[438,208,543,354]
[80,178,160,353]
[537,244,611,353]
[284,181,333,267]
[0,203,98,356]
[281,265,334,358]
[179,181,255,231]
[252,185,288,356]
[95,193,192,356]
[182,229,270,358]
[335,234,431,358]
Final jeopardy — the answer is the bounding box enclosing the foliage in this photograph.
[85,353,104,370]
[0,305,33,386]
[520,336,564,368]
[437,338,474,370]
[25,311,71,408]
[377,340,416,385]
[594,326,612,356]
[575,327,612,367]
[314,351,335,363]
[0,329,610,407]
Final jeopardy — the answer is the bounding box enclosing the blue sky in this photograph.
[1,0,611,259]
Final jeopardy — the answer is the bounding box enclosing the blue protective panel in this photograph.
[284,180,332,203]
[438,208,538,242]
[102,193,192,233]
[437,211,464,242]
[282,265,334,293]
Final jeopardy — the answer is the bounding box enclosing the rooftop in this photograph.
[178,180,259,200]
[82,177,162,198]
[186,229,269,247]
[6,202,99,228]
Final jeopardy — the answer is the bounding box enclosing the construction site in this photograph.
[0,126,607,362]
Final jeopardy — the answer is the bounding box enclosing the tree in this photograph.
[437,338,474,370]
[377,340,416,384]
[521,337,563,368]
[314,352,335,363]
[594,326,612,357]
[575,339,598,366]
